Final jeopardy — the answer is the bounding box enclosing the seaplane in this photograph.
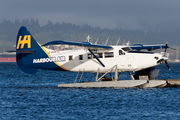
[11,26,171,88]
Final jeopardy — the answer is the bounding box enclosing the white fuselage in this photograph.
[43,45,164,73]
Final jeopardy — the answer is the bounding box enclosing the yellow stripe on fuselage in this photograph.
[38,43,69,71]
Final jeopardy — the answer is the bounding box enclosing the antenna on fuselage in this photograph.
[86,35,91,42]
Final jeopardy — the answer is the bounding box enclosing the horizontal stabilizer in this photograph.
[7,50,36,53]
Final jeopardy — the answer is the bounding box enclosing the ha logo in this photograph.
[16,35,31,49]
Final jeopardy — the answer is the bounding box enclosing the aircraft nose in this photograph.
[156,54,169,64]
[161,56,169,60]
[157,54,170,70]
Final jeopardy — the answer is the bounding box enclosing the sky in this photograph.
[1,0,180,31]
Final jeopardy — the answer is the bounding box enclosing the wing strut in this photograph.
[88,49,105,67]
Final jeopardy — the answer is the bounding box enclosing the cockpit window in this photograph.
[122,47,131,51]
[119,50,125,55]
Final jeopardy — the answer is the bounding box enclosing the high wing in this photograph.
[130,44,169,51]
[42,40,113,50]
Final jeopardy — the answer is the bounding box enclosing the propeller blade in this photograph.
[164,42,168,56]
[165,60,170,70]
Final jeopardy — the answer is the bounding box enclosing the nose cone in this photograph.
[156,54,169,64]
[162,56,169,61]
[158,54,170,70]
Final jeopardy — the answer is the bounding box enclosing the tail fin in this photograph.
[16,26,44,73]
[16,26,67,74]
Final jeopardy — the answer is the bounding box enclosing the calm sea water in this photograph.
[0,62,180,120]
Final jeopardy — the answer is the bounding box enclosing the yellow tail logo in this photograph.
[16,35,31,49]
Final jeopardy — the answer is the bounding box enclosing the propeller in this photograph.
[164,42,168,56]
[165,60,170,70]
[164,42,170,70]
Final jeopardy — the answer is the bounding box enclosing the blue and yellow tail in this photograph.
[16,26,64,74]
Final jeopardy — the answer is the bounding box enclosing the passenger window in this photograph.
[88,54,92,59]
[119,50,124,55]
[79,55,83,60]
[105,52,114,58]
[69,55,73,61]
[93,53,103,58]
[98,53,103,58]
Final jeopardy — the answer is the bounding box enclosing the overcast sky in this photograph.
[1,0,180,31]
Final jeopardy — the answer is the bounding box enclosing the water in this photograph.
[0,63,180,119]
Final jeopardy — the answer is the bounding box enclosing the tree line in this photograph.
[0,19,180,46]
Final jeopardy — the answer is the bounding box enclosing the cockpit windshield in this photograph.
[122,47,131,52]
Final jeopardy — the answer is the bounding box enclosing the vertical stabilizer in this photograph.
[16,26,66,74]
[16,26,42,73]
